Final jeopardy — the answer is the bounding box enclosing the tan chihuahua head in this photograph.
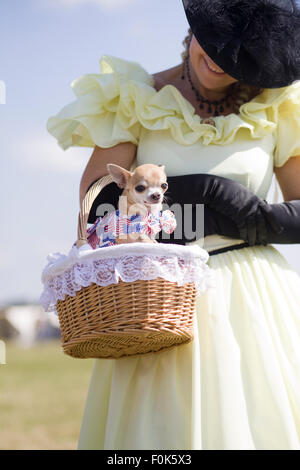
[106,163,168,216]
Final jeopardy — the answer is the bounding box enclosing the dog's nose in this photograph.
[150,192,161,201]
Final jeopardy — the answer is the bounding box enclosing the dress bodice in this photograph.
[137,127,275,200]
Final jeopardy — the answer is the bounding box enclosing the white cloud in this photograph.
[45,0,138,9]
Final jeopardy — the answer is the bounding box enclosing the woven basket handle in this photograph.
[76,174,115,248]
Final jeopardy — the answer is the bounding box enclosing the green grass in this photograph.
[0,339,94,450]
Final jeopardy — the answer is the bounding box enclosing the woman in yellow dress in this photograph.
[47,1,300,449]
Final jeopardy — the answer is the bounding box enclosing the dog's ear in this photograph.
[106,164,132,189]
[158,164,165,171]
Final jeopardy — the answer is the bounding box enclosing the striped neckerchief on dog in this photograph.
[86,209,177,248]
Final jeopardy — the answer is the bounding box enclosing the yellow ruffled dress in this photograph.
[47,55,300,450]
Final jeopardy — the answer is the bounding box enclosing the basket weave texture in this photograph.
[57,279,197,358]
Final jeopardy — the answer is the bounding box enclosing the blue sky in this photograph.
[0,0,299,305]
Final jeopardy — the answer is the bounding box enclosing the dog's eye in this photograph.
[135,185,146,192]
[161,183,168,190]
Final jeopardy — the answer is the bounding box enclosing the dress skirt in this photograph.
[77,243,300,450]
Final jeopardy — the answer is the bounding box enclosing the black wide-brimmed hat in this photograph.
[182,0,300,88]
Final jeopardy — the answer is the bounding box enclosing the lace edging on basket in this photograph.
[39,253,216,315]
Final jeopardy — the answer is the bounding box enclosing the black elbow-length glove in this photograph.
[164,173,300,246]
[254,200,300,244]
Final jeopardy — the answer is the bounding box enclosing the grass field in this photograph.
[0,339,94,450]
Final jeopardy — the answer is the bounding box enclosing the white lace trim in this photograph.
[39,243,215,315]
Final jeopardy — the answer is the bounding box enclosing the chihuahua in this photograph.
[106,163,169,244]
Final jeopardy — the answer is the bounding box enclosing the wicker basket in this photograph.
[40,175,214,359]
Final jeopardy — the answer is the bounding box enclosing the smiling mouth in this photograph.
[203,57,225,75]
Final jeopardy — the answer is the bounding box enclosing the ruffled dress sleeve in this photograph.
[46,55,156,150]
[272,81,300,167]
